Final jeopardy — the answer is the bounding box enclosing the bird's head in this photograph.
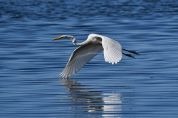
[53,35,74,41]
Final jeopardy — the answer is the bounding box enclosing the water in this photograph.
[1,0,178,117]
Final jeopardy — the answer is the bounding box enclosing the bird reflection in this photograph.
[61,79,103,112]
[60,79,122,117]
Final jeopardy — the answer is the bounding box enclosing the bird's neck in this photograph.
[72,38,87,46]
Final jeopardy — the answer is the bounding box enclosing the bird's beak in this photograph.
[53,35,65,40]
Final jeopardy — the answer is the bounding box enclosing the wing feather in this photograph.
[60,34,123,79]
[101,36,122,64]
[61,42,103,79]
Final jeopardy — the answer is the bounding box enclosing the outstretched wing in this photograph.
[102,36,122,64]
[61,42,103,79]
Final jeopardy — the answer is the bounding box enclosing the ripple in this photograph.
[1,1,178,117]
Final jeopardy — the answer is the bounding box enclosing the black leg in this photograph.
[123,52,135,58]
[123,48,139,55]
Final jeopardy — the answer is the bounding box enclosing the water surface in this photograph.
[1,0,178,118]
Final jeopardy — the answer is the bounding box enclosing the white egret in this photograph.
[54,34,138,79]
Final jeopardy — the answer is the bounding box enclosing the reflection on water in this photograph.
[1,0,178,117]
[102,93,122,118]
[61,79,103,112]
[61,79,122,117]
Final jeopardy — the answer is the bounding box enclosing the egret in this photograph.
[54,34,138,79]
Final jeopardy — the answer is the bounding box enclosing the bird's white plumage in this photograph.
[101,35,122,64]
[60,42,103,78]
[88,34,122,64]
[60,34,123,79]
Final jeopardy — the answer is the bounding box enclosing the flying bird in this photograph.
[54,34,138,79]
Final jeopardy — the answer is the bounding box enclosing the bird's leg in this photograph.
[123,52,135,58]
[122,48,139,58]
[123,48,139,55]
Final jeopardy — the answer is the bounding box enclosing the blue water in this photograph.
[1,0,178,118]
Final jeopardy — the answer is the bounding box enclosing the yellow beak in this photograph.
[53,35,65,40]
